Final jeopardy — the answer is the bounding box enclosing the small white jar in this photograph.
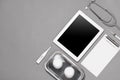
[52,54,64,69]
[64,66,75,78]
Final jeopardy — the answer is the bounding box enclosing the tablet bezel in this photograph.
[53,10,104,62]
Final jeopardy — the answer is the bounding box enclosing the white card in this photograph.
[81,34,120,77]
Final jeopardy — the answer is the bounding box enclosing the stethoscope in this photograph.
[85,0,120,31]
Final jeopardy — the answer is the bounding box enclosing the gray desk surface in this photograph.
[0,0,120,80]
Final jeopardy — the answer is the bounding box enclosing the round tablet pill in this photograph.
[64,66,75,78]
[52,55,63,69]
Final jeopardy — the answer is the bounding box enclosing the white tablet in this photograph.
[53,10,104,62]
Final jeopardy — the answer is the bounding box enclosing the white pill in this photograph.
[53,55,63,69]
[64,66,75,78]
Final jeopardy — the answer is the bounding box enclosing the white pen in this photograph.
[36,46,51,64]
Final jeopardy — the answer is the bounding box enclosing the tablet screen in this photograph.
[58,15,99,57]
[54,10,104,61]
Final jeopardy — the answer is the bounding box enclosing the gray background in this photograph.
[0,0,120,80]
